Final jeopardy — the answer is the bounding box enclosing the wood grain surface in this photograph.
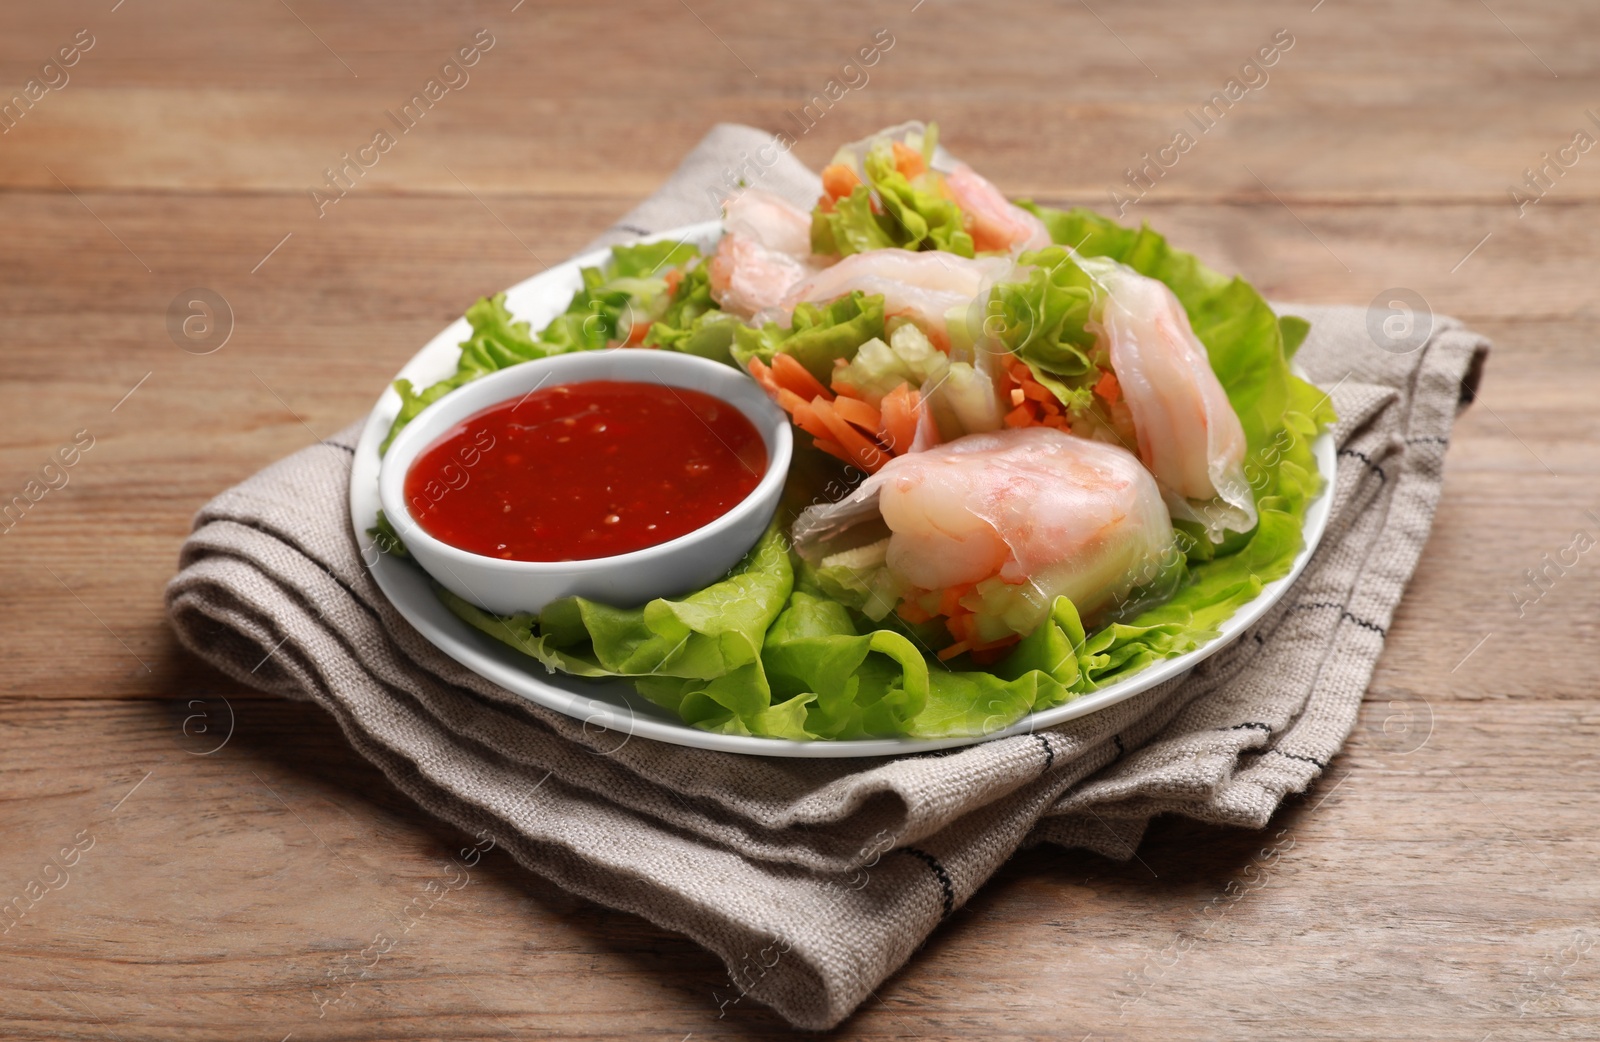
[2,1,1597,1039]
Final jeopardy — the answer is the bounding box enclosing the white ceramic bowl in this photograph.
[378,349,792,615]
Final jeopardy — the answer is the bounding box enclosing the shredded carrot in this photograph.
[787,399,835,445]
[1094,369,1121,403]
[935,634,1020,665]
[891,141,926,179]
[746,357,779,396]
[758,360,946,472]
[777,387,819,419]
[771,353,832,402]
[879,385,921,453]
[811,398,888,473]
[896,600,934,625]
[831,394,882,433]
[821,163,862,201]
[969,636,1021,665]
[937,607,1021,662]
[1004,403,1035,428]
[664,268,683,296]
[811,438,854,465]
[936,584,973,619]
[944,612,975,644]
[995,359,1088,433]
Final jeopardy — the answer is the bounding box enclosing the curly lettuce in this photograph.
[730,290,886,383]
[984,246,1101,411]
[811,126,975,258]
[640,261,742,364]
[441,526,818,739]
[446,527,1249,740]
[381,241,704,452]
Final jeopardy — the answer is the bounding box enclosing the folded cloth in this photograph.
[165,124,1489,1030]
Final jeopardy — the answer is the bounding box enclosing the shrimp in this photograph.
[723,187,813,256]
[1079,256,1256,539]
[708,189,817,316]
[793,427,1178,639]
[944,163,1052,255]
[781,249,1013,349]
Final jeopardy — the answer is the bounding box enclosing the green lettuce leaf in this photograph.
[811,140,975,258]
[759,590,931,739]
[366,509,409,559]
[442,526,814,738]
[608,239,699,278]
[380,243,702,453]
[984,245,1101,410]
[811,187,896,256]
[1279,315,1311,359]
[381,294,544,453]
[641,262,741,364]
[896,594,1210,740]
[1019,205,1303,463]
[731,290,886,383]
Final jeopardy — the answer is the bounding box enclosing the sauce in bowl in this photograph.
[404,379,768,562]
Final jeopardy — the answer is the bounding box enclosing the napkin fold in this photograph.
[166,124,1488,1030]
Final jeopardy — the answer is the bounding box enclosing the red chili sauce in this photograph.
[404,380,767,562]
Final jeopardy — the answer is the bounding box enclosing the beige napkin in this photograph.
[165,125,1488,1030]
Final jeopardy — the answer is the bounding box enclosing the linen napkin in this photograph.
[165,124,1488,1030]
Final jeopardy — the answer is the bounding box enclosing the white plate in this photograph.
[349,222,1335,758]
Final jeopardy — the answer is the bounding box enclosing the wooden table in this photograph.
[3,1,1596,1038]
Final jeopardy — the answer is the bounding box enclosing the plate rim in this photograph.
[348,222,1336,758]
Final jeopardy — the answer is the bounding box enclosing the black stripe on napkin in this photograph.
[1032,733,1055,773]
[1338,447,1387,482]
[1270,749,1329,769]
[1290,601,1388,637]
[901,847,954,918]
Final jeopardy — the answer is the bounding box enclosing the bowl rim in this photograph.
[377,348,794,575]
